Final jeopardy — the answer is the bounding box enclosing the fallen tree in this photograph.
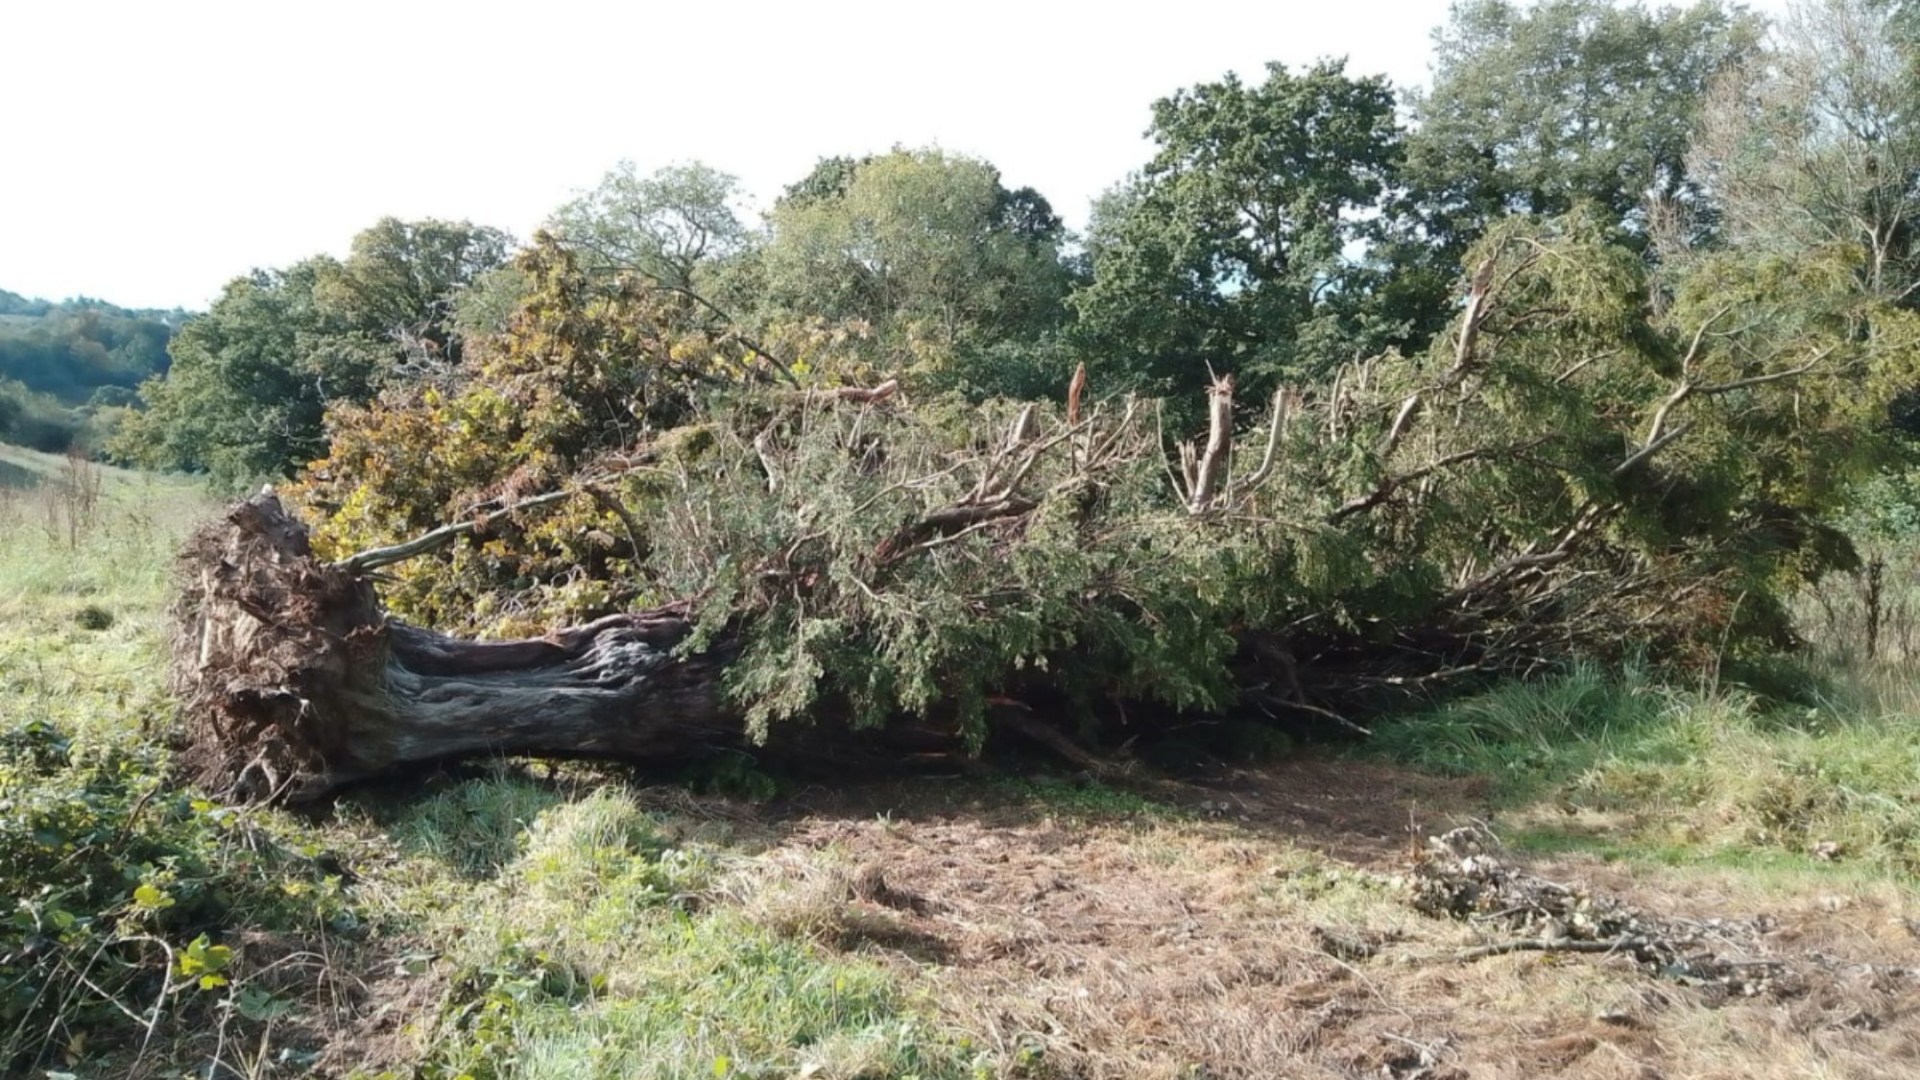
[169,216,1888,801]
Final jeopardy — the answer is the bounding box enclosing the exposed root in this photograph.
[169,493,733,803]
[169,493,378,801]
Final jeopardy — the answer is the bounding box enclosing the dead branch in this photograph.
[989,700,1116,777]
[1456,937,1645,962]
[753,428,784,493]
[1444,256,1499,385]
[1380,393,1421,460]
[1235,386,1294,496]
[873,495,1039,566]
[337,487,577,575]
[795,378,900,406]
[1638,346,1835,453]
[585,484,647,558]
[1329,438,1552,524]
[1004,402,1039,448]
[1443,502,1611,605]
[1612,420,1695,478]
[1362,253,1501,467]
[1188,373,1235,513]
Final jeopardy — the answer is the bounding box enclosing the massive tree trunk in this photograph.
[173,493,746,801]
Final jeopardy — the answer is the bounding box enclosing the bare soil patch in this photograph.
[750,756,1920,1079]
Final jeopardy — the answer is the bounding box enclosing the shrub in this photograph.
[0,720,356,1071]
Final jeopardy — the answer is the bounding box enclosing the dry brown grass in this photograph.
[737,762,1920,1080]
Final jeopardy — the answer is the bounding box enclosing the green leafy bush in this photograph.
[0,720,356,1071]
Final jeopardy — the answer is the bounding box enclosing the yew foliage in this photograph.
[293,213,1905,743]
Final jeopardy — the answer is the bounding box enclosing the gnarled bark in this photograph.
[171,493,739,801]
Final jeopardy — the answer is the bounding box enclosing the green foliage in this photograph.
[1406,0,1762,254]
[297,235,804,629]
[757,148,1074,391]
[0,719,357,1071]
[673,398,1266,743]
[1071,60,1412,401]
[116,218,511,488]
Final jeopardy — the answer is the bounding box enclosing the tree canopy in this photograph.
[1690,0,1920,305]
[755,148,1075,385]
[1405,0,1762,255]
[547,161,752,290]
[1071,60,1409,401]
[117,218,512,486]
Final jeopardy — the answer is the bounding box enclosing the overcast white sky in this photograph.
[1,0,1790,311]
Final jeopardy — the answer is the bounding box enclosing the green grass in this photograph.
[355,783,981,1080]
[0,445,208,745]
[1369,661,1920,878]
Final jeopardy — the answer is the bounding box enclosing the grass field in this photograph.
[6,442,1920,1079]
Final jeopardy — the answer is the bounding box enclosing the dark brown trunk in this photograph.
[1865,556,1885,661]
[170,493,741,801]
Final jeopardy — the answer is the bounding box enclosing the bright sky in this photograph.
[1,0,1790,312]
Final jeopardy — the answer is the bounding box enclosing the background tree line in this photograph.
[0,291,183,451]
[119,0,1912,483]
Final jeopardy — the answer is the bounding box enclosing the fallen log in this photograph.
[165,324,1758,804]
[172,492,743,801]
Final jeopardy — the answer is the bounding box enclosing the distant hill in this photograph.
[0,289,188,405]
[0,289,193,452]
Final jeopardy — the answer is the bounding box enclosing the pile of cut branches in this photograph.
[1408,825,1919,1004]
